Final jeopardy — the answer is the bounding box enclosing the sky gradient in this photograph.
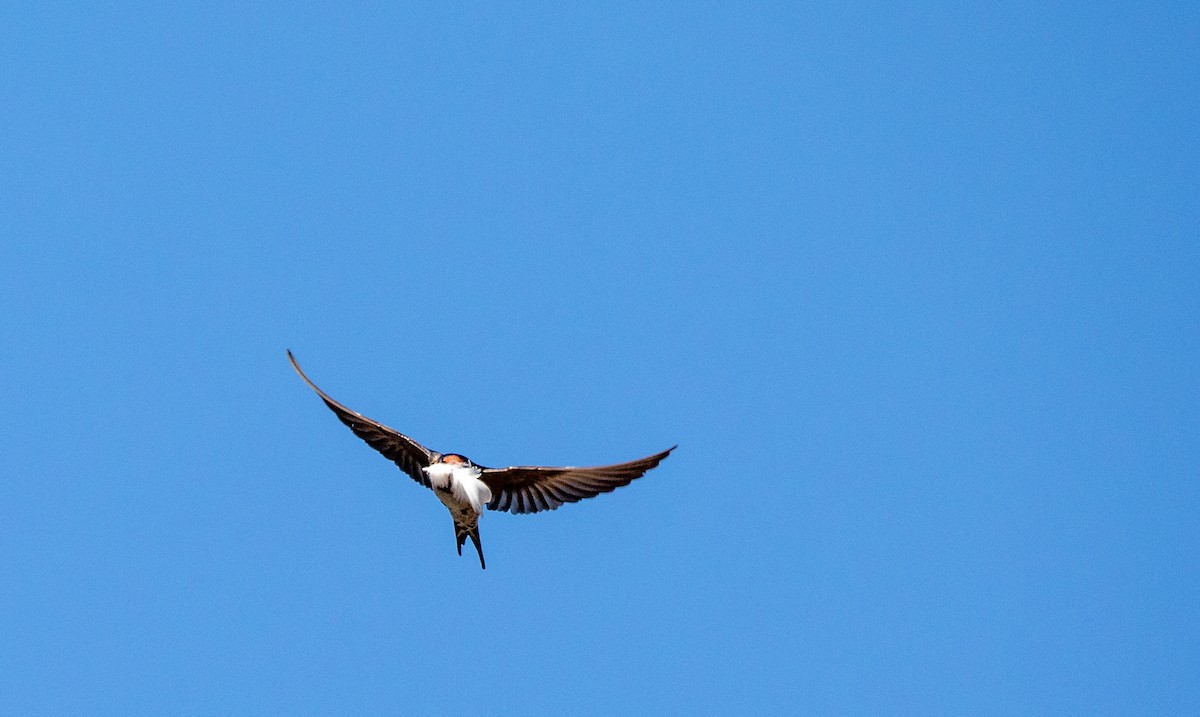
[3,3,1198,714]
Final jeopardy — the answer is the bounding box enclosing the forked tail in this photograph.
[453,516,486,569]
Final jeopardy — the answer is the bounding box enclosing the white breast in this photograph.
[424,463,493,514]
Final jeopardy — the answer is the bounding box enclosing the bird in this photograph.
[287,350,674,569]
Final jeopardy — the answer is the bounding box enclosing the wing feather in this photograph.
[479,446,675,515]
[288,350,433,487]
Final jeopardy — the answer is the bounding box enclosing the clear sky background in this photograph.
[3,3,1197,715]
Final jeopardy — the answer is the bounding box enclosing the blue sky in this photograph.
[3,3,1197,714]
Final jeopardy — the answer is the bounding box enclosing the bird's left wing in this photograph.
[288,350,433,487]
[479,446,675,514]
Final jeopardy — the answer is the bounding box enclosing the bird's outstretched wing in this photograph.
[479,446,675,514]
[288,350,433,487]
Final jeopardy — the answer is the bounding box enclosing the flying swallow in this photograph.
[287,351,674,569]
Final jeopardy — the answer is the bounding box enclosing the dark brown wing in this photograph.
[479,446,675,514]
[288,350,433,487]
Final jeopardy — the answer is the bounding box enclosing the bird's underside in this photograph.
[287,350,675,568]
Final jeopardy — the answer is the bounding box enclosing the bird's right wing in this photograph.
[288,350,433,487]
[479,446,675,514]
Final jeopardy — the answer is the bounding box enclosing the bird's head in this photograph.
[426,453,470,469]
[422,453,475,479]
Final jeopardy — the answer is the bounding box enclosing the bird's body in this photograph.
[424,454,491,567]
[287,351,674,568]
[425,456,491,514]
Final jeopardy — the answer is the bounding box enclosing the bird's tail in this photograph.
[453,514,486,569]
